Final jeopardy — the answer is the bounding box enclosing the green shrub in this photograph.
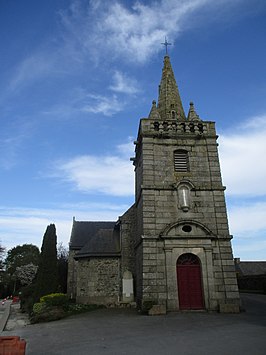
[32,302,47,314]
[31,293,68,323]
[40,293,68,307]
[31,306,65,324]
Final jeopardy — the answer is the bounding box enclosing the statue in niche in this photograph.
[178,185,190,212]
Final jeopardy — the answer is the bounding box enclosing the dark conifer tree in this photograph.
[34,224,59,301]
[57,243,68,293]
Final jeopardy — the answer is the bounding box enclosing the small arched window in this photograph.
[171,110,176,119]
[174,150,189,172]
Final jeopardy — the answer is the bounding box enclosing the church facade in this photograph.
[67,55,240,313]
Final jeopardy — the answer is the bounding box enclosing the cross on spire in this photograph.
[161,37,172,55]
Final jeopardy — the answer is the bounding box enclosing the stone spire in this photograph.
[157,55,186,121]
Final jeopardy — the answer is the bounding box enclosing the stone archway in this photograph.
[176,253,204,310]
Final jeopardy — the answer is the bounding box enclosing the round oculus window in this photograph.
[182,225,192,233]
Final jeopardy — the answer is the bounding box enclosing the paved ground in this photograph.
[0,300,12,332]
[3,302,30,331]
[3,293,266,355]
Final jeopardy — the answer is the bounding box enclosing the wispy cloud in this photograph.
[116,138,135,157]
[4,0,257,98]
[0,136,23,170]
[0,202,129,250]
[59,0,251,64]
[41,88,125,118]
[233,240,266,254]
[51,140,135,196]
[56,154,134,196]
[0,120,33,170]
[109,71,140,95]
[219,115,266,259]
[82,94,124,116]
[228,201,266,236]
[219,114,266,197]
[232,240,266,260]
[47,138,135,197]
[8,52,58,93]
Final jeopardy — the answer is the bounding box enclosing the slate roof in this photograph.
[235,260,266,276]
[69,219,120,258]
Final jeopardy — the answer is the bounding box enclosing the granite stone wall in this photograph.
[133,117,240,312]
[67,250,78,300]
[120,205,136,276]
[76,257,120,305]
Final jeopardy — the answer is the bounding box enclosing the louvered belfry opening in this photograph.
[174,150,189,172]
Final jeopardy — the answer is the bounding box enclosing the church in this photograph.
[67,53,240,313]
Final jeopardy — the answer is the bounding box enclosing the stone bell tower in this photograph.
[132,55,240,312]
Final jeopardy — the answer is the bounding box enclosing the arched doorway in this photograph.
[176,253,204,310]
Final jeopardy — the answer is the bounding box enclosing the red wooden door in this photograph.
[177,254,204,310]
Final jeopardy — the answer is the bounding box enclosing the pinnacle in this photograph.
[148,100,161,120]
[187,101,201,121]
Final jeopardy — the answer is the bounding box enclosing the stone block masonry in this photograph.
[132,55,240,312]
[76,258,120,306]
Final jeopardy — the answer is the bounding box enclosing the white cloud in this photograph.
[228,201,266,236]
[234,240,266,254]
[0,136,22,170]
[232,239,266,261]
[232,235,266,261]
[0,212,63,251]
[82,94,124,116]
[109,71,140,95]
[8,50,60,94]
[0,202,129,250]
[5,0,256,95]
[59,0,251,64]
[219,115,266,197]
[116,138,135,157]
[48,138,135,197]
[89,0,208,63]
[58,0,183,63]
[220,115,266,259]
[55,143,135,196]
[41,89,124,119]
[0,121,33,170]
[57,155,134,196]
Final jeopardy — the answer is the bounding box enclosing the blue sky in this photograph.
[0,0,266,260]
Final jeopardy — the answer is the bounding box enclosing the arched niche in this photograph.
[175,180,195,212]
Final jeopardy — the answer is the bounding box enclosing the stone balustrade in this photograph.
[151,120,207,135]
